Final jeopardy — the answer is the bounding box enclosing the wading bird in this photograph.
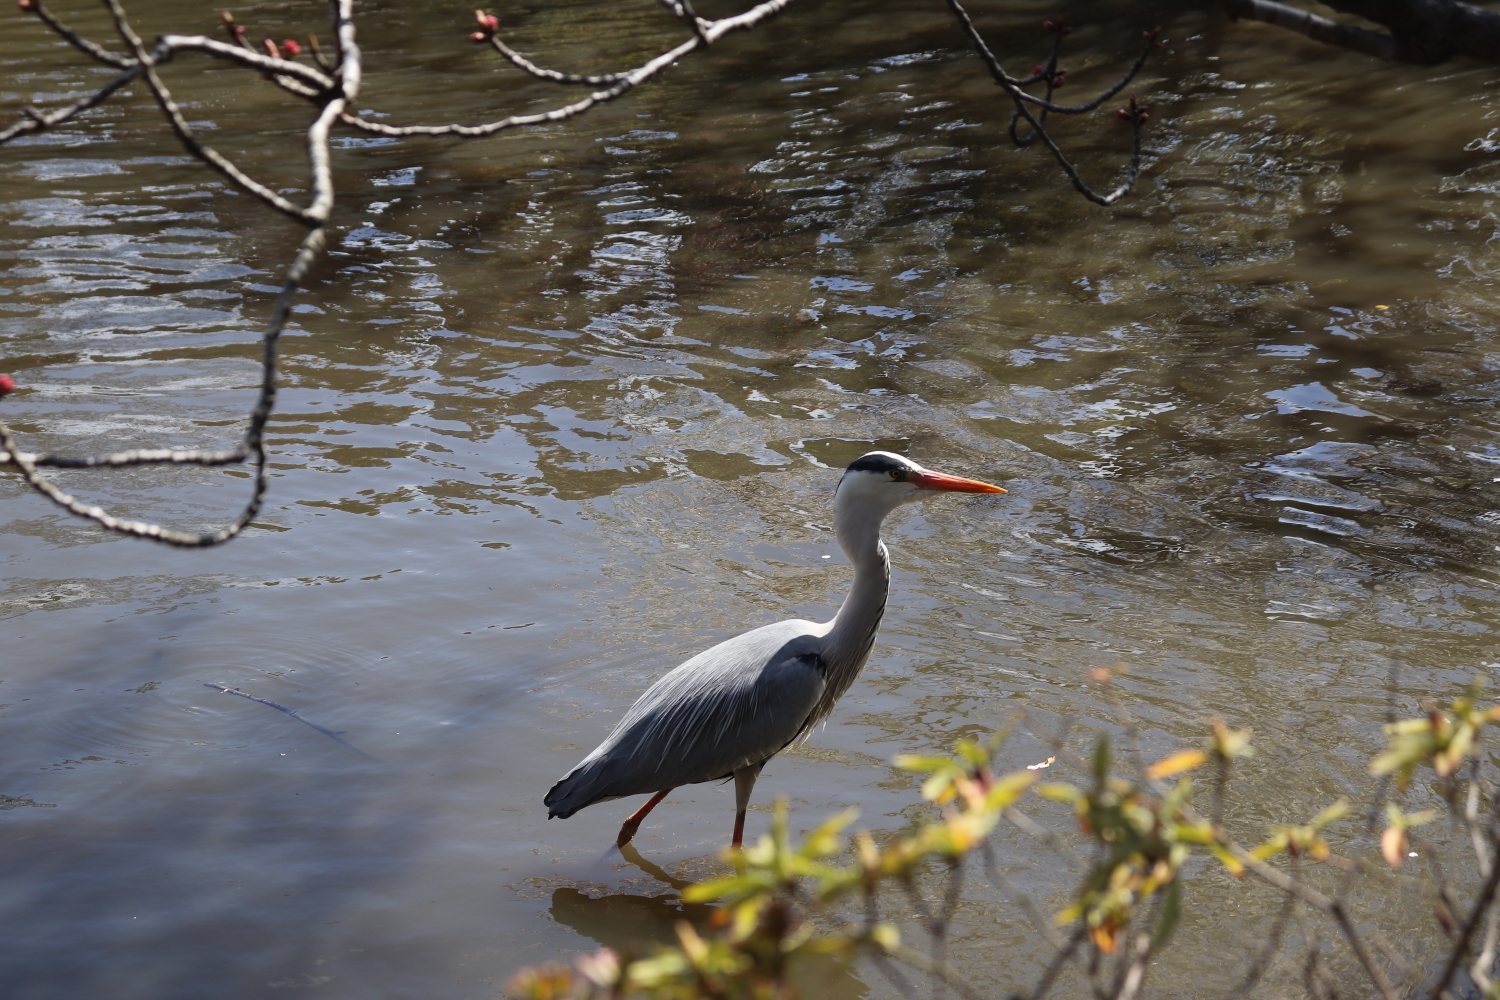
[544,452,1005,848]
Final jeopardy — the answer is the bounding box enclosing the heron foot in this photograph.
[616,788,672,848]
[615,819,640,848]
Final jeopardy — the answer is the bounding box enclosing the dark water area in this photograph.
[4,0,1500,996]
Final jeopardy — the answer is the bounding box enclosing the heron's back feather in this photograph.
[545,620,827,819]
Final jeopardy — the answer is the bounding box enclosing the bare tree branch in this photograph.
[0,60,143,143]
[1217,890,1296,1000]
[1431,834,1500,1000]
[656,0,713,46]
[1111,929,1154,1000]
[1024,926,1086,1000]
[487,36,632,86]
[1223,0,1500,64]
[158,35,335,90]
[941,0,1155,206]
[20,0,133,68]
[1214,838,1398,1000]
[104,0,320,224]
[0,0,361,545]
[341,0,797,138]
[3,0,1151,545]
[1222,0,1401,60]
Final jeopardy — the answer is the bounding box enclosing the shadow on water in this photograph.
[550,846,868,1000]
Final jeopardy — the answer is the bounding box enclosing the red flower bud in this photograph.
[0,374,16,396]
[233,24,247,37]
[1137,112,1149,124]
[281,38,301,56]
[1042,19,1053,31]
[18,0,36,11]
[483,14,498,31]
[1115,108,1130,119]
[469,30,488,42]
[1032,65,1044,76]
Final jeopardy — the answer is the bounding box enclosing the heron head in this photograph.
[835,451,1005,514]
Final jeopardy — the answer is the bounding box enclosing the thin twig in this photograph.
[488,36,631,85]
[1111,929,1154,1000]
[930,858,965,999]
[0,60,143,143]
[1431,834,1500,999]
[340,0,797,137]
[980,843,1067,950]
[942,0,1153,206]
[1218,888,1295,1000]
[1010,26,1064,147]
[1222,0,1399,61]
[656,0,712,46]
[943,1,1155,114]
[1025,926,1085,1000]
[23,0,133,67]
[1005,807,1086,867]
[1208,834,1398,1000]
[205,682,373,758]
[887,945,988,1000]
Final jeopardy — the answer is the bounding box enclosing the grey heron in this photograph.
[544,451,1005,849]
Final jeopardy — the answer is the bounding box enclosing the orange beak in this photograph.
[910,470,1006,494]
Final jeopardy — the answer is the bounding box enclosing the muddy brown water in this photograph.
[4,0,1500,996]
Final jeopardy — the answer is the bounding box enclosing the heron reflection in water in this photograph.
[545,452,1005,848]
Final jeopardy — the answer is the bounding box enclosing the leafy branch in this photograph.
[508,678,1500,1000]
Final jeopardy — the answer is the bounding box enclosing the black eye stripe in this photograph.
[846,453,906,475]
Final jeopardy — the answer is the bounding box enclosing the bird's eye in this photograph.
[890,469,906,481]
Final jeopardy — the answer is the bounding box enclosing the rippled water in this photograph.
[5,0,1500,996]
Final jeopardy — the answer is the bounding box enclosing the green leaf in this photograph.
[1093,736,1112,783]
[893,754,955,773]
[921,771,956,803]
[1209,843,1244,876]
[984,771,1038,810]
[1145,749,1207,781]
[799,807,858,858]
[1311,798,1350,830]
[1036,782,1083,803]
[1152,878,1182,949]
[683,874,761,904]
[955,738,987,768]
[870,922,900,952]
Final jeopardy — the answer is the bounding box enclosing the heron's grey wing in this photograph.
[545,621,826,818]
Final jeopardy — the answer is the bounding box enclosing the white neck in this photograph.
[819,489,894,691]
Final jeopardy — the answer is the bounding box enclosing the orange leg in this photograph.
[616,789,672,848]
[731,764,761,848]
